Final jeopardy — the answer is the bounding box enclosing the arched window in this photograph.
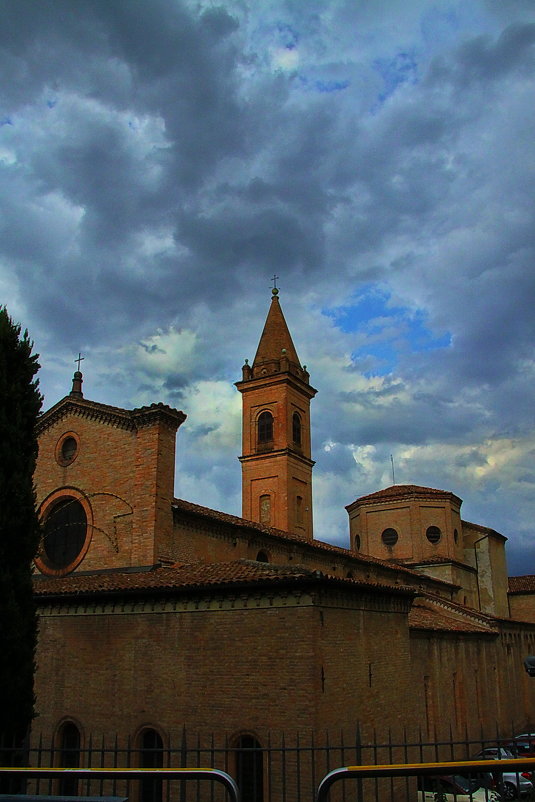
[259,495,271,525]
[256,550,269,563]
[257,411,273,445]
[235,734,263,802]
[57,721,81,796]
[292,412,302,446]
[139,728,164,802]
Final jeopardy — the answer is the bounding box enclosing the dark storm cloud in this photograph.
[321,382,487,447]
[1,0,534,560]
[431,22,535,85]
[0,0,250,345]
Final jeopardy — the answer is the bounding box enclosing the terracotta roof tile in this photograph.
[409,600,496,634]
[33,559,416,599]
[401,555,475,571]
[348,484,462,507]
[462,520,505,540]
[509,575,535,593]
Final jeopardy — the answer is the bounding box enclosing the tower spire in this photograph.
[252,287,302,372]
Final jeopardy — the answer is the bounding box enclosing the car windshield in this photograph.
[496,748,515,758]
[453,775,477,793]
[480,748,515,758]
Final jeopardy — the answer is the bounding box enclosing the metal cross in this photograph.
[75,353,85,371]
[271,274,279,290]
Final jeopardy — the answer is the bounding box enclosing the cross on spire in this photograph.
[75,352,84,372]
[271,274,279,291]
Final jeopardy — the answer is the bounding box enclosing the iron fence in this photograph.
[2,727,535,802]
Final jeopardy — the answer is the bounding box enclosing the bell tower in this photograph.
[236,288,316,539]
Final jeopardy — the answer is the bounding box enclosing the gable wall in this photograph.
[36,414,139,570]
[35,410,179,571]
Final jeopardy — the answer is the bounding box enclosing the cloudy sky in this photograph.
[2,0,534,574]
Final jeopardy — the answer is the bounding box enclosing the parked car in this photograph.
[418,774,501,801]
[473,748,533,799]
[509,735,535,759]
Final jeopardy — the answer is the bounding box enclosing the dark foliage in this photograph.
[0,307,42,741]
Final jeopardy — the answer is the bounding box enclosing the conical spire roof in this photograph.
[253,289,301,369]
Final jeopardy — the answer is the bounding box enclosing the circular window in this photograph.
[56,432,80,466]
[39,497,88,572]
[382,527,398,547]
[426,526,441,544]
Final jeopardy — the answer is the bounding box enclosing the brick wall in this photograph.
[34,584,415,743]
[410,622,535,741]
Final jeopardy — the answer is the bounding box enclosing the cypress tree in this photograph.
[0,307,42,741]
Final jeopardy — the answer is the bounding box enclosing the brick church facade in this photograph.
[32,290,535,782]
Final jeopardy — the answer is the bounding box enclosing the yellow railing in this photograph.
[316,757,535,802]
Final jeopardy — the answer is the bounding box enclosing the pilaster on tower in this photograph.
[236,288,317,540]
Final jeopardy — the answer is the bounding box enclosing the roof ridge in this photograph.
[348,484,462,507]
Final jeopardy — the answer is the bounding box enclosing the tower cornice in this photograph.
[238,449,316,468]
[236,372,317,399]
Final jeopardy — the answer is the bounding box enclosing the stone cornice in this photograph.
[131,403,186,430]
[36,397,186,436]
[36,577,415,617]
[238,448,315,468]
[36,587,316,616]
[235,372,317,399]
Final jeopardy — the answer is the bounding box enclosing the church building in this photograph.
[31,289,535,790]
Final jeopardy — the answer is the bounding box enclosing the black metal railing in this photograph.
[2,726,535,802]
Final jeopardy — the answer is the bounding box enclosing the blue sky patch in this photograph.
[373,50,419,104]
[275,21,299,49]
[324,285,451,376]
[297,75,350,93]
